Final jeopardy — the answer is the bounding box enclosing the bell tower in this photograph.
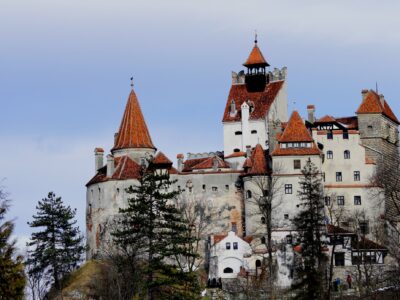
[243,35,270,92]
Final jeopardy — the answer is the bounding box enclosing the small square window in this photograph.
[354,171,360,181]
[337,196,345,206]
[226,242,231,250]
[293,159,301,169]
[336,172,342,182]
[225,185,229,191]
[327,130,333,139]
[284,184,292,194]
[284,214,289,220]
[327,151,333,159]
[233,242,238,250]
[344,150,351,159]
[360,221,369,234]
[343,131,349,139]
[354,196,361,205]
[212,186,218,192]
[325,196,331,206]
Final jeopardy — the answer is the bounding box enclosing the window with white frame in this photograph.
[285,184,293,194]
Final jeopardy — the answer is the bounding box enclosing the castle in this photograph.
[86,38,399,284]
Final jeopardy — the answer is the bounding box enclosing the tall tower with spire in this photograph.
[243,35,270,92]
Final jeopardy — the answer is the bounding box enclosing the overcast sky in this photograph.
[1,0,400,246]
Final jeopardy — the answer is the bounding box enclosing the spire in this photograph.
[243,37,270,68]
[112,88,155,151]
[278,111,314,142]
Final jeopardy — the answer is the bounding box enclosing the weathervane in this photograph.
[254,30,258,44]
[130,77,134,90]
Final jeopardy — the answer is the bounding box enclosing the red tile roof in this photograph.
[335,116,358,129]
[327,224,353,235]
[317,115,336,123]
[225,151,246,159]
[94,147,104,153]
[181,157,209,172]
[111,156,142,180]
[86,155,142,186]
[112,89,156,151]
[356,90,399,124]
[243,43,269,67]
[191,156,230,170]
[222,81,284,122]
[352,237,387,250]
[247,144,268,175]
[152,151,172,165]
[278,111,314,142]
[271,144,321,156]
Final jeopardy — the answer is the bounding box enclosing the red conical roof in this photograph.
[112,89,155,151]
[356,90,399,124]
[278,111,314,142]
[243,43,269,67]
[248,144,268,175]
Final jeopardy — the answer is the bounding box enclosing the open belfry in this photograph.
[86,38,399,285]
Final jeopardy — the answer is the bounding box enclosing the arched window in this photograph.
[327,150,333,159]
[344,150,350,159]
[261,236,266,244]
[261,217,266,224]
[223,267,233,273]
[246,190,252,199]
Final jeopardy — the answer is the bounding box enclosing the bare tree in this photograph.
[248,163,284,284]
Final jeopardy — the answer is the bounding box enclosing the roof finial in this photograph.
[254,30,258,44]
[130,77,134,90]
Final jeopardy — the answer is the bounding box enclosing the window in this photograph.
[343,131,349,139]
[255,260,261,268]
[337,196,345,206]
[322,172,326,182]
[235,131,242,135]
[251,130,257,134]
[285,184,293,194]
[327,130,333,139]
[325,196,331,206]
[344,150,351,159]
[233,148,240,153]
[334,253,345,266]
[212,186,218,192]
[261,237,266,244]
[223,267,233,273]
[284,214,289,220]
[188,187,193,193]
[202,184,206,191]
[233,242,238,250]
[246,190,252,199]
[336,172,342,182]
[354,171,360,181]
[354,196,361,205]
[327,151,333,159]
[261,217,266,224]
[226,242,231,250]
[359,221,369,234]
[225,185,229,191]
[293,159,301,169]
[286,235,293,244]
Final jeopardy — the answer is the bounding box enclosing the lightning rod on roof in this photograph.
[130,77,134,90]
[376,81,379,94]
[254,30,258,44]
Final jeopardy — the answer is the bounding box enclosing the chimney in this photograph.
[94,148,104,172]
[379,94,385,107]
[246,146,252,157]
[212,156,219,171]
[114,132,119,144]
[231,71,238,84]
[177,153,184,172]
[361,89,368,101]
[106,154,115,177]
[307,105,315,123]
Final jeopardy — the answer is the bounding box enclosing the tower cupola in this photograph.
[243,36,270,92]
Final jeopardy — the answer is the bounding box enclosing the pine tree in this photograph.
[292,159,327,299]
[112,168,200,300]
[26,192,85,296]
[0,191,26,300]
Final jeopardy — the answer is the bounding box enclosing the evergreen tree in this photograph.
[0,190,26,299]
[292,159,327,299]
[113,168,200,300]
[26,192,85,296]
